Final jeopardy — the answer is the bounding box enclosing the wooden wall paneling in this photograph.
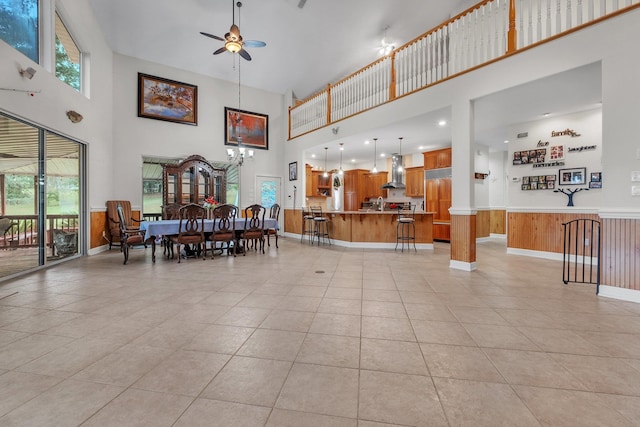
[90,211,107,249]
[450,215,476,263]
[476,210,490,238]
[602,218,640,291]
[284,209,302,234]
[490,209,506,234]
[507,212,600,253]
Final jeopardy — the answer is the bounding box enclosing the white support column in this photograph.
[450,98,477,271]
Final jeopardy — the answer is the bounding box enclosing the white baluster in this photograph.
[577,0,583,24]
[566,0,572,29]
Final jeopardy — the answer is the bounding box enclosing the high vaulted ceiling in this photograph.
[88,0,478,99]
[87,0,603,162]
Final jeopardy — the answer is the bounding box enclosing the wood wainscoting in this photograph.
[507,212,600,253]
[451,214,476,264]
[476,209,490,238]
[90,209,141,250]
[602,217,640,291]
[490,209,506,235]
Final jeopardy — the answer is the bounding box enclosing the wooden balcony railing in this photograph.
[0,214,79,250]
[289,0,640,139]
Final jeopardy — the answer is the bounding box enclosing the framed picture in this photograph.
[550,145,564,160]
[289,161,298,181]
[224,107,269,150]
[591,172,602,182]
[559,167,586,185]
[138,73,197,125]
[589,181,602,189]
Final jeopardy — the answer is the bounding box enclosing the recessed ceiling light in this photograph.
[364,140,370,145]
[418,145,424,150]
[351,159,356,162]
[504,140,509,144]
[438,120,447,126]
[311,154,316,158]
[380,153,386,158]
[543,112,550,117]
[339,145,344,151]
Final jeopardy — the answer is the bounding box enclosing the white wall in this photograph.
[488,151,507,208]
[111,54,285,209]
[0,0,114,214]
[474,144,490,208]
[507,109,602,210]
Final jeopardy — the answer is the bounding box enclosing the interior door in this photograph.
[256,175,281,210]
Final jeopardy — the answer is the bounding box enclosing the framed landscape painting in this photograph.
[225,107,269,150]
[138,73,197,125]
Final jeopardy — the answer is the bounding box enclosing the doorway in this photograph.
[256,175,281,210]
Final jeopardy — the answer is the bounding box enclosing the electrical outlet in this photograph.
[584,238,589,246]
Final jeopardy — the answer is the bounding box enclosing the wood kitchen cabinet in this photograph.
[423,147,452,170]
[344,169,367,211]
[364,172,388,199]
[305,164,332,197]
[405,166,425,197]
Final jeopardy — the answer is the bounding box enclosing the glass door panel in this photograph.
[45,132,80,260]
[0,116,40,277]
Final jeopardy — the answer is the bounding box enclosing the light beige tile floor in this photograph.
[0,238,639,426]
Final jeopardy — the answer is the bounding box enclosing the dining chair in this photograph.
[117,204,148,264]
[161,203,183,258]
[265,203,280,248]
[240,204,266,255]
[210,204,237,258]
[169,203,206,262]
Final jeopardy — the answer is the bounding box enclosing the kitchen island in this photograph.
[283,209,434,249]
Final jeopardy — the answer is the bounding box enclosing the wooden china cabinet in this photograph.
[162,155,227,206]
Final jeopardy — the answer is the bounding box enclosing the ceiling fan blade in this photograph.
[238,48,252,61]
[244,40,266,48]
[229,24,240,39]
[200,32,224,41]
[213,46,227,55]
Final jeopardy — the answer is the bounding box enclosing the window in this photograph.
[55,12,80,91]
[0,0,39,62]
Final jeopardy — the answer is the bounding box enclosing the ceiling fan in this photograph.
[200,1,266,61]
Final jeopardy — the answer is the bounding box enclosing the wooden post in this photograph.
[326,83,332,126]
[507,0,517,53]
[389,52,397,100]
[0,174,4,215]
[288,106,291,140]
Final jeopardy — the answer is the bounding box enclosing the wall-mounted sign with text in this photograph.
[551,128,581,137]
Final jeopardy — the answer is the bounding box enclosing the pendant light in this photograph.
[338,143,344,175]
[323,147,329,178]
[397,137,404,172]
[371,138,378,174]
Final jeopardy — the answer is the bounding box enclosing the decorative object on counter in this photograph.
[559,167,586,185]
[521,175,556,190]
[554,188,589,207]
[202,196,219,210]
[289,161,297,181]
[371,138,378,173]
[138,73,197,125]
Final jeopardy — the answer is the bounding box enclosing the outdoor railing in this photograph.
[289,0,639,139]
[0,214,79,250]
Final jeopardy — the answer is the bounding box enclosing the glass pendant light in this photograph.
[397,137,404,172]
[371,138,378,173]
[338,143,344,175]
[323,147,329,178]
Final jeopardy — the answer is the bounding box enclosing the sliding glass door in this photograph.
[0,113,84,279]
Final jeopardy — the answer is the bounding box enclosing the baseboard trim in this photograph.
[598,285,640,303]
[283,232,434,250]
[507,247,563,261]
[450,260,477,271]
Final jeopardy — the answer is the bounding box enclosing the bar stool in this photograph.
[301,207,315,243]
[395,203,416,252]
[310,205,331,245]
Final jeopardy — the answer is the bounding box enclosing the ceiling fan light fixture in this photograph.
[226,40,242,53]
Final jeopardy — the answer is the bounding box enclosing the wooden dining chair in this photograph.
[265,203,280,248]
[240,204,266,255]
[117,205,147,264]
[161,203,182,258]
[169,203,206,263]
[210,204,237,258]
[106,200,142,249]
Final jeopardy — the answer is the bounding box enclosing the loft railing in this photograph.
[289,0,639,139]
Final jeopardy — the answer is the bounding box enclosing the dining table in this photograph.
[140,217,279,261]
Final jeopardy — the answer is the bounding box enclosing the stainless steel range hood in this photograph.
[381,153,406,189]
